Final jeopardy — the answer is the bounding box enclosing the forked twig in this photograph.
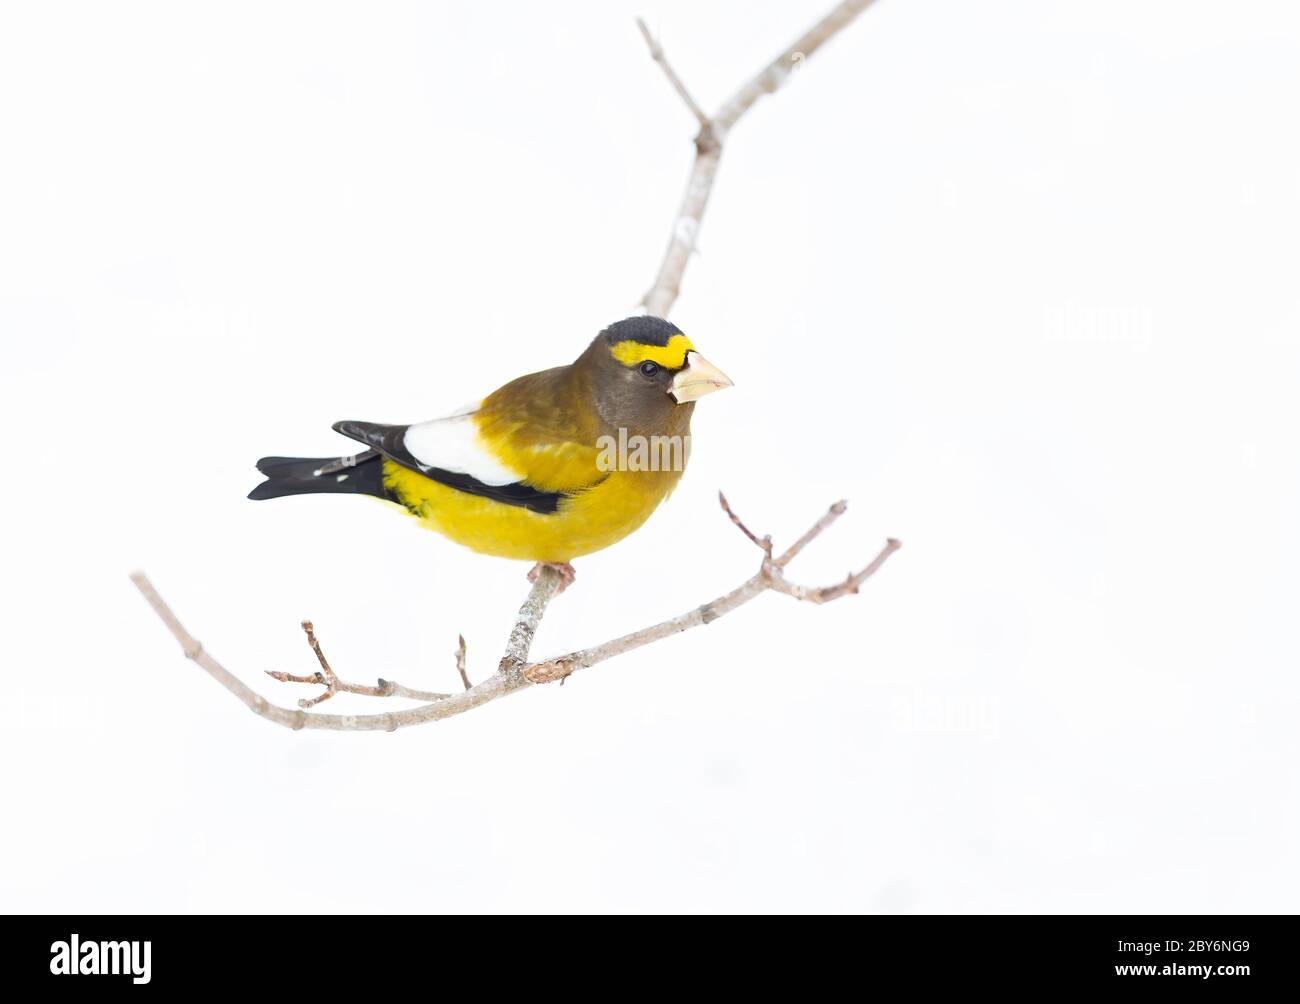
[264,621,453,707]
[640,0,879,315]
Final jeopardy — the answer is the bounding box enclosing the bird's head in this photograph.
[580,316,732,431]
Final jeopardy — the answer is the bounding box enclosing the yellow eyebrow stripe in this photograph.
[609,333,695,370]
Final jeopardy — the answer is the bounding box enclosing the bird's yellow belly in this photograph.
[381,462,683,562]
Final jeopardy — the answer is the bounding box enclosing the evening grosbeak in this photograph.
[248,316,732,579]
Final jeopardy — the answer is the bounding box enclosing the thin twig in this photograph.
[264,621,451,706]
[775,499,847,569]
[767,537,902,604]
[718,490,772,557]
[712,0,877,135]
[263,669,451,705]
[636,18,711,131]
[297,620,339,707]
[455,634,470,691]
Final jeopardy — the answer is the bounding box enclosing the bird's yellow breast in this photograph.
[381,461,684,562]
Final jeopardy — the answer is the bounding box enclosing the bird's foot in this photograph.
[528,561,576,594]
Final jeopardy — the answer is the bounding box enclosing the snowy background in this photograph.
[2,0,1297,913]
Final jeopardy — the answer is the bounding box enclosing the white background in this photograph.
[2,0,1297,913]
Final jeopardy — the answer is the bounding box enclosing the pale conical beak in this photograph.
[669,351,734,404]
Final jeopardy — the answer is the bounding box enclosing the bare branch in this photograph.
[528,533,901,685]
[718,490,772,557]
[262,619,452,706]
[712,0,878,135]
[641,0,877,316]
[775,499,848,569]
[297,620,340,707]
[767,537,902,604]
[131,574,537,732]
[641,142,721,318]
[636,18,711,131]
[132,502,900,729]
[263,672,451,706]
[500,567,564,677]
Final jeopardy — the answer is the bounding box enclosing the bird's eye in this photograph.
[638,361,660,378]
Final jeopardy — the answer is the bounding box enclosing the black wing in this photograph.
[332,420,563,515]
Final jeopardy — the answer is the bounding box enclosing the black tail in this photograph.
[247,450,392,501]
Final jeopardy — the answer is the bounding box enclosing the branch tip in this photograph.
[718,491,773,557]
[635,14,712,132]
[454,634,471,691]
[634,17,660,59]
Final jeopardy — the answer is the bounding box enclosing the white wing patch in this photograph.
[402,411,522,487]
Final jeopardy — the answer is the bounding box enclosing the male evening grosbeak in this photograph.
[248,316,733,583]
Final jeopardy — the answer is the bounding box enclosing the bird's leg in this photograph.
[528,561,577,594]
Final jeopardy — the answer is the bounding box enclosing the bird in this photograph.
[248,316,732,586]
